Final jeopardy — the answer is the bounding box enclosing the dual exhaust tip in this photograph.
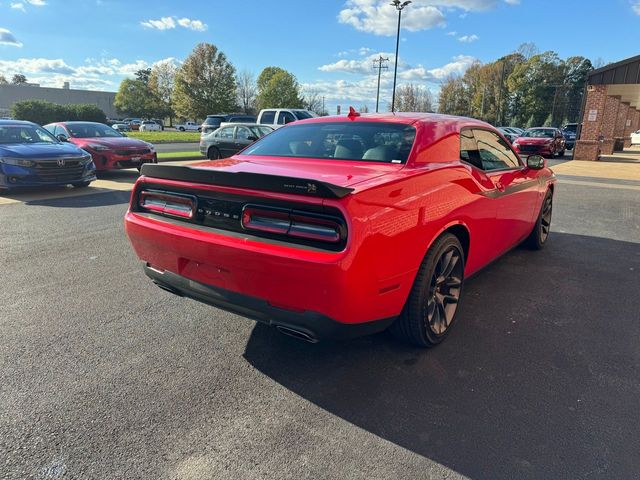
[153,281,318,343]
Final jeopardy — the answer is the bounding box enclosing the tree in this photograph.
[12,74,27,85]
[172,43,237,120]
[135,68,152,85]
[302,88,326,115]
[0,74,7,85]
[149,60,177,121]
[393,84,434,112]
[438,76,469,116]
[114,78,155,118]
[236,70,257,114]
[255,66,304,111]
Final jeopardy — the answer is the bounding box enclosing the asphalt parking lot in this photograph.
[1,160,639,479]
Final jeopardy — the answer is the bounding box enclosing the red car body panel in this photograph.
[124,113,556,336]
[49,122,157,171]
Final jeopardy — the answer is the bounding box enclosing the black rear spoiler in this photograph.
[140,164,354,199]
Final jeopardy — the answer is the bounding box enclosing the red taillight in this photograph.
[139,190,196,219]
[241,205,343,244]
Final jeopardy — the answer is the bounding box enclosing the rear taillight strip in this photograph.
[139,190,196,219]
[242,205,343,244]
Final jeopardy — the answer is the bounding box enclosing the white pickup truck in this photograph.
[256,109,317,129]
[175,121,201,132]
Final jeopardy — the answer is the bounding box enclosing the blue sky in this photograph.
[1,0,640,112]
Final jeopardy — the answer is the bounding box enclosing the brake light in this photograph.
[242,205,343,244]
[139,190,196,219]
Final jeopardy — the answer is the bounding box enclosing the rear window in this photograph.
[230,116,256,123]
[562,124,577,133]
[243,122,416,163]
[293,110,314,120]
[204,117,224,126]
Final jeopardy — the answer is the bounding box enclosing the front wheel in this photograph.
[178,127,185,132]
[557,150,565,157]
[524,190,553,249]
[391,233,465,347]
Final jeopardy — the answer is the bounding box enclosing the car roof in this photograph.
[295,112,494,130]
[0,119,35,126]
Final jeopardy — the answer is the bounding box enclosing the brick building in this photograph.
[574,55,640,161]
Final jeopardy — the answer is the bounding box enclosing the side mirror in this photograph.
[526,154,545,170]
[247,135,258,142]
[57,134,68,142]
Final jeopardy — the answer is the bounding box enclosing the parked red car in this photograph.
[512,127,566,157]
[44,121,157,171]
[125,112,556,346]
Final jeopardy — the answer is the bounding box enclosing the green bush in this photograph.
[11,99,107,125]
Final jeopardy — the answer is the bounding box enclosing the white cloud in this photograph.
[632,1,640,14]
[319,52,400,75]
[338,0,446,35]
[0,28,23,47]
[25,0,47,5]
[338,0,519,36]
[424,54,477,80]
[141,16,176,30]
[0,57,74,74]
[504,0,520,4]
[446,31,458,36]
[10,3,26,11]
[141,16,207,31]
[458,34,479,42]
[176,17,207,31]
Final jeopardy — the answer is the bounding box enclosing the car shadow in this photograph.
[96,169,140,184]
[19,189,132,208]
[243,232,640,479]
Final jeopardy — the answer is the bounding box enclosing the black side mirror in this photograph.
[526,154,545,170]
[57,134,68,142]
[247,135,258,142]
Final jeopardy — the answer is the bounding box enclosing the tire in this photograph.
[557,150,565,157]
[197,128,202,133]
[207,147,221,160]
[179,127,185,132]
[524,190,553,250]
[391,233,465,347]
[72,181,92,188]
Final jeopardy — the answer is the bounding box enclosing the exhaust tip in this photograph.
[276,325,318,343]
[153,281,183,297]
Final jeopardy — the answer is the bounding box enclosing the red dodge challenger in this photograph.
[125,112,556,347]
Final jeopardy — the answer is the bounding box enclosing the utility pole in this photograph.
[390,0,411,113]
[373,56,389,113]
[497,61,506,125]
[322,96,325,116]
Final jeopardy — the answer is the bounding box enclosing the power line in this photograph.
[373,56,389,113]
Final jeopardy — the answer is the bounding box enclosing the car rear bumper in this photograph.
[125,209,411,327]
[514,145,554,155]
[143,264,394,341]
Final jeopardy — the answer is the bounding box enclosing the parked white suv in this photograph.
[175,121,201,132]
[256,109,317,129]
[139,120,162,132]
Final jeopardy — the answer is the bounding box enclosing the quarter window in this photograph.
[236,127,253,140]
[217,127,234,139]
[461,129,520,171]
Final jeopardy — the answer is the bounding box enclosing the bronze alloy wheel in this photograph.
[425,246,464,336]
[540,193,553,243]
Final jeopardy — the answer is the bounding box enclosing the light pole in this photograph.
[390,0,411,113]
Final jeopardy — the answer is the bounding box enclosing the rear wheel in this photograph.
[178,127,185,132]
[391,233,465,347]
[557,149,565,157]
[207,147,221,160]
[524,190,553,249]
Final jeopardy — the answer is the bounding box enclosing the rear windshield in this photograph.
[523,129,555,138]
[204,117,224,126]
[562,124,577,133]
[293,110,314,120]
[243,122,416,163]
[66,123,122,138]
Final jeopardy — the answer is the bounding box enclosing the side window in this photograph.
[472,129,520,171]
[459,129,482,169]
[236,127,252,140]
[218,127,234,139]
[277,111,296,125]
[260,110,276,124]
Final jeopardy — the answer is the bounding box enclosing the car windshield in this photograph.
[243,122,416,163]
[523,129,555,138]
[66,123,122,138]
[0,125,59,144]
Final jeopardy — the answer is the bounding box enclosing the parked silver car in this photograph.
[199,123,273,159]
